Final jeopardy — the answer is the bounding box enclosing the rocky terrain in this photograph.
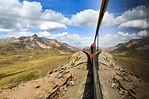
[0,51,148,99]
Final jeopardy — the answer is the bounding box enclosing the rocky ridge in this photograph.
[12,34,75,51]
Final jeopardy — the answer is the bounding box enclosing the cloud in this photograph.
[0,28,14,32]
[38,31,51,37]
[100,30,149,48]
[70,9,116,27]
[0,0,148,33]
[116,5,148,23]
[40,22,66,31]
[41,9,70,25]
[101,12,116,26]
[39,31,94,47]
[70,5,148,30]
[137,30,149,37]
[19,1,42,20]
[116,5,148,30]
[71,9,98,27]
[119,19,148,30]
[48,32,93,47]
[0,0,69,32]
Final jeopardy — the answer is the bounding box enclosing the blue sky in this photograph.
[0,0,148,48]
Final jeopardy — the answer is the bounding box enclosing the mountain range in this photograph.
[106,37,149,56]
[0,34,78,52]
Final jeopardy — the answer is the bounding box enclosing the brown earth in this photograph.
[0,51,148,99]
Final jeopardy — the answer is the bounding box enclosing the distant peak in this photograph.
[32,34,38,38]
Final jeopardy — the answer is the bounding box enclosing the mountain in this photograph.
[109,37,149,56]
[0,34,76,52]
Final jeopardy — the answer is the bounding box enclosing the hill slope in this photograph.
[110,37,149,56]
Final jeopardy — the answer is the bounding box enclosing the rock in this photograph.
[63,86,67,91]
[0,90,2,93]
[72,76,77,81]
[12,88,15,90]
[36,92,40,95]
[119,89,127,95]
[35,85,40,88]
[111,83,116,88]
[19,83,25,87]
[55,73,63,79]
[55,70,70,79]
[116,72,131,82]
[68,81,75,86]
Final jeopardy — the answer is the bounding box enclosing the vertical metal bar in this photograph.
[93,54,103,99]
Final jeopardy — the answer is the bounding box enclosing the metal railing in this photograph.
[91,0,109,99]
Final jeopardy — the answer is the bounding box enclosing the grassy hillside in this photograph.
[0,45,72,89]
[113,54,149,82]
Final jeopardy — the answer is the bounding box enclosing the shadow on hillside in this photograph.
[82,51,94,99]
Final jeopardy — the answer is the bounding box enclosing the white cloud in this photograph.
[49,32,93,47]
[100,30,149,48]
[71,9,98,27]
[19,1,42,20]
[40,22,66,31]
[119,19,148,30]
[101,12,116,26]
[39,32,94,47]
[71,9,116,27]
[115,5,148,30]
[0,28,14,32]
[38,31,51,37]
[4,31,35,38]
[116,5,148,23]
[70,5,148,30]
[0,0,69,32]
[37,30,148,47]
[41,9,70,25]
[0,0,148,33]
[137,30,148,37]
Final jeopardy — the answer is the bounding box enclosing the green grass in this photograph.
[113,55,149,82]
[0,47,72,89]
[0,70,41,89]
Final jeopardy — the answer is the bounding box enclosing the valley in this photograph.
[0,49,72,89]
[0,34,74,90]
[0,35,148,99]
[113,54,149,82]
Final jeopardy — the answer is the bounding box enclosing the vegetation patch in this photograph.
[0,48,72,90]
[113,55,149,82]
[0,70,41,89]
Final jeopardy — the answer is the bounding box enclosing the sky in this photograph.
[0,0,148,48]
